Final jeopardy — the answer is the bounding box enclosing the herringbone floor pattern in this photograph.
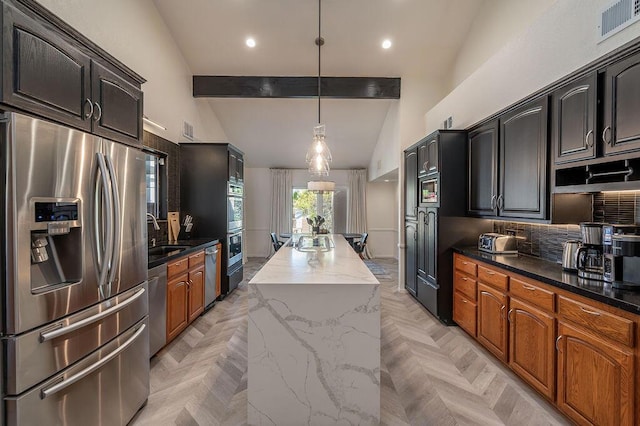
[131,258,569,426]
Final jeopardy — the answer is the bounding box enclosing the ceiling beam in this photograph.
[193,76,400,99]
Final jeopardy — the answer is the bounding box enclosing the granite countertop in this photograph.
[249,234,378,285]
[454,247,640,315]
[148,238,219,269]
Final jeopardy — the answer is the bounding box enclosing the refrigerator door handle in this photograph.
[40,323,146,399]
[105,154,121,287]
[95,152,114,289]
[39,287,146,342]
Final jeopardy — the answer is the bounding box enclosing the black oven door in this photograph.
[227,196,243,232]
[227,231,242,270]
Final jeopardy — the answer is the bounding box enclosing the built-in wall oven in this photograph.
[420,176,439,206]
[228,184,243,232]
[228,231,243,271]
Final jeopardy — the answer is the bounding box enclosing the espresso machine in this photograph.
[603,225,640,289]
[603,224,638,285]
[576,222,605,281]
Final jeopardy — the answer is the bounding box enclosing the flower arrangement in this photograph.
[306,215,325,235]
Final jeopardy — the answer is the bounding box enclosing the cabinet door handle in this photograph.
[486,271,496,276]
[579,306,601,316]
[462,277,468,281]
[585,130,594,147]
[462,261,469,265]
[500,305,506,319]
[461,298,468,304]
[522,284,536,291]
[497,194,504,210]
[424,161,429,171]
[413,230,417,241]
[84,98,94,119]
[93,102,103,121]
[555,335,563,351]
[490,195,497,210]
[602,126,611,145]
[508,308,513,323]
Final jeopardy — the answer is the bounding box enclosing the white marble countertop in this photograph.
[249,234,379,285]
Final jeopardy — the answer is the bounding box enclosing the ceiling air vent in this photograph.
[182,121,194,140]
[599,0,640,42]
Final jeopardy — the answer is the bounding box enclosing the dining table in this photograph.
[280,232,362,248]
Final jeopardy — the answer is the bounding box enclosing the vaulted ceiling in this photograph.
[152,0,485,168]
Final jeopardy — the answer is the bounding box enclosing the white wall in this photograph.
[368,102,400,181]
[245,167,397,258]
[426,0,640,133]
[448,0,556,91]
[366,182,398,259]
[38,0,228,144]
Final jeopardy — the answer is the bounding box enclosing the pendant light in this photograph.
[306,0,332,176]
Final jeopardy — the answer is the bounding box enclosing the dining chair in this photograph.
[352,232,368,259]
[270,232,284,253]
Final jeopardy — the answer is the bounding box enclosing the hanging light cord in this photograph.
[317,0,322,125]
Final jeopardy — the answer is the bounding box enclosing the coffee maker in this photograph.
[603,224,638,283]
[576,222,605,281]
[609,234,640,289]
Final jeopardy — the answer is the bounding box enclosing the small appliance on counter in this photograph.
[562,240,581,272]
[478,233,518,254]
[576,222,605,281]
[603,224,638,283]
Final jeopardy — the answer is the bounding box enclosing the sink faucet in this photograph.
[146,213,160,231]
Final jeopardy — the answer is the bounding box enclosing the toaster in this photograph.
[478,233,518,254]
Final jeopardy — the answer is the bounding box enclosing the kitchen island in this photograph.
[248,235,380,425]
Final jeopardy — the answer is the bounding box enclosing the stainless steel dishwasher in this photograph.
[204,245,219,311]
[148,263,167,357]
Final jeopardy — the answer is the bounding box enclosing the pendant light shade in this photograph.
[306,0,332,177]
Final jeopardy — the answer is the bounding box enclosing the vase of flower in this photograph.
[306,215,325,237]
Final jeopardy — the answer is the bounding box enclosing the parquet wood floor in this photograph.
[131,258,569,426]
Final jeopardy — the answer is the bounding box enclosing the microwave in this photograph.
[420,177,438,205]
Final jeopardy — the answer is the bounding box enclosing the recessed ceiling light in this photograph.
[384,179,390,182]
[382,39,392,49]
[246,38,256,48]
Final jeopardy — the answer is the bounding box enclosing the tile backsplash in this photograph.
[493,221,581,264]
[493,191,640,264]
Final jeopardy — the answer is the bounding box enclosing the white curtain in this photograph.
[270,169,292,252]
[347,169,371,258]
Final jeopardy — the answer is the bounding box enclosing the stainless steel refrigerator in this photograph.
[1,112,149,425]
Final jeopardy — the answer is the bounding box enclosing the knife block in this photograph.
[168,212,180,242]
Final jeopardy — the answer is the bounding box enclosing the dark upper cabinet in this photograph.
[227,149,244,184]
[91,61,142,146]
[418,136,438,176]
[499,97,548,220]
[404,148,418,219]
[1,2,92,131]
[468,121,498,217]
[0,1,143,146]
[552,73,597,164]
[236,156,244,183]
[603,52,640,156]
[404,222,417,296]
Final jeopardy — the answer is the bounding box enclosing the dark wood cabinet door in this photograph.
[228,151,238,183]
[468,121,498,216]
[416,210,426,279]
[552,73,596,164]
[236,156,244,183]
[1,2,92,131]
[425,208,437,285]
[425,137,438,175]
[557,322,634,426]
[188,266,205,323]
[167,273,189,343]
[603,52,640,156]
[417,142,428,177]
[91,61,142,146]
[509,298,555,401]
[499,97,548,220]
[404,149,418,220]
[477,283,508,362]
[404,222,417,296]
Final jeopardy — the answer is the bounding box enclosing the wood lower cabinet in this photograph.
[477,282,508,362]
[557,321,634,426]
[454,254,639,426]
[509,298,555,400]
[215,242,222,298]
[166,249,206,344]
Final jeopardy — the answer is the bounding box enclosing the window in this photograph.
[145,151,167,219]
[292,188,347,234]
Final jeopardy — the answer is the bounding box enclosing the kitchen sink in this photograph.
[148,245,191,256]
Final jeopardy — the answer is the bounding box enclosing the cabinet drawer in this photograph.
[558,296,634,348]
[478,265,508,290]
[454,271,477,301]
[510,277,554,312]
[188,250,205,268]
[453,291,477,337]
[455,256,477,276]
[167,257,188,278]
